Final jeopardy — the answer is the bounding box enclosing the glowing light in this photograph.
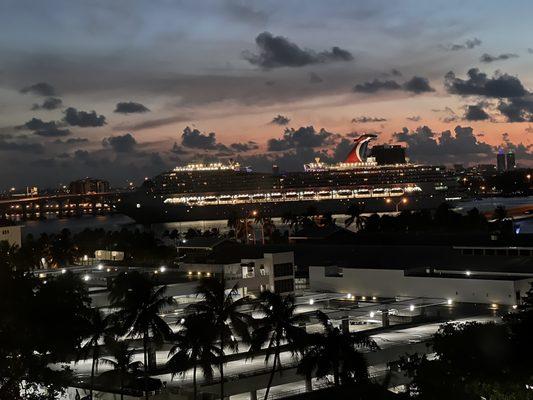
[512,305,518,310]
[369,312,375,318]
[447,299,453,305]
[188,271,192,276]
[97,263,104,270]
[83,274,90,282]
[361,296,366,301]
[409,304,415,312]
[465,270,471,276]
[160,266,166,273]
[61,269,66,274]
[309,299,314,305]
[372,296,377,300]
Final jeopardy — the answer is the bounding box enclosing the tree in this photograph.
[298,311,377,387]
[185,278,251,400]
[345,204,366,230]
[99,336,143,400]
[167,313,222,400]
[80,309,109,400]
[109,272,174,400]
[250,291,307,400]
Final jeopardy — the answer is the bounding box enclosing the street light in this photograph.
[386,197,408,212]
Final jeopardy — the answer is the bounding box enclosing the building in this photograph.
[303,244,533,306]
[0,223,22,247]
[369,144,406,165]
[506,152,516,170]
[497,150,506,172]
[178,238,296,295]
[69,178,110,195]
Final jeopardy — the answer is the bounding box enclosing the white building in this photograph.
[0,224,22,247]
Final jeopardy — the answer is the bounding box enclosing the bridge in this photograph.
[0,191,129,221]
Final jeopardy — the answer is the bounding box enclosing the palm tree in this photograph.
[493,205,507,222]
[109,272,175,400]
[297,311,378,387]
[250,291,308,400]
[185,278,251,400]
[345,204,366,231]
[167,313,222,400]
[99,336,143,400]
[254,216,276,244]
[81,308,109,400]
[282,211,301,237]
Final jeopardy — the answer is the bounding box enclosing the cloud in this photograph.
[351,116,387,123]
[0,139,44,153]
[353,76,433,94]
[31,97,62,111]
[20,82,56,96]
[464,105,490,121]
[19,117,71,137]
[53,137,89,145]
[444,68,528,98]
[497,95,533,122]
[114,115,191,131]
[243,31,353,69]
[392,125,494,164]
[114,101,150,114]
[64,107,106,127]
[271,114,290,125]
[440,38,482,51]
[309,72,323,83]
[403,76,435,93]
[480,53,519,63]
[171,142,188,155]
[353,79,401,93]
[406,116,421,122]
[267,126,336,151]
[102,133,137,152]
[229,141,259,152]
[181,126,230,152]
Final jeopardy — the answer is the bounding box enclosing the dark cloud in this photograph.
[309,72,323,84]
[0,139,44,153]
[20,82,56,97]
[497,95,533,122]
[19,118,71,137]
[351,116,387,123]
[391,69,402,77]
[441,38,482,51]
[31,97,62,111]
[53,137,89,145]
[444,68,528,98]
[480,53,519,63]
[114,115,191,131]
[267,126,336,151]
[180,126,230,152]
[114,101,150,114]
[529,48,533,54]
[353,79,401,93]
[353,76,433,94]
[406,116,421,122]
[229,141,259,152]
[243,31,353,69]
[464,105,490,121]
[393,125,494,163]
[64,107,106,127]
[171,142,188,155]
[403,76,434,93]
[271,114,290,125]
[102,133,137,152]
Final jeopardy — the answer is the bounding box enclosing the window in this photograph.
[274,279,294,294]
[273,263,293,277]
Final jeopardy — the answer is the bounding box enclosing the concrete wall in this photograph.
[309,266,530,305]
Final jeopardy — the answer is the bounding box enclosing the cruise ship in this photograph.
[120,135,458,223]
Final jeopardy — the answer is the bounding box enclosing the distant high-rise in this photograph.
[506,152,516,170]
[69,178,110,194]
[497,150,506,172]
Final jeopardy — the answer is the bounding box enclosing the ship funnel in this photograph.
[345,134,377,163]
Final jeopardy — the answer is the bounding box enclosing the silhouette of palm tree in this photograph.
[99,336,143,400]
[109,272,175,400]
[298,311,378,386]
[345,204,366,231]
[250,291,307,400]
[167,313,222,400]
[185,278,251,400]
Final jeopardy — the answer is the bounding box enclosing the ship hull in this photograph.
[120,192,449,224]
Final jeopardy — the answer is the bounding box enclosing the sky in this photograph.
[1,0,533,189]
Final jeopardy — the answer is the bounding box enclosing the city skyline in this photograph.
[1,0,533,188]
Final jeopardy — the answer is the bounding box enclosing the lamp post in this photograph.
[386,197,408,213]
